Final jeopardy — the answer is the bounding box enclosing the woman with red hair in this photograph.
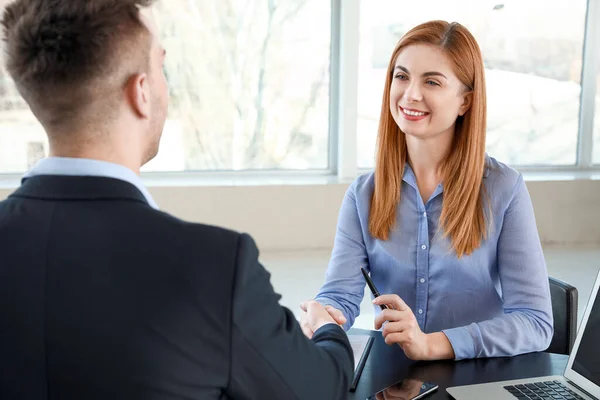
[308,20,553,361]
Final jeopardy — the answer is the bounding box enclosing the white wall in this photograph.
[2,178,599,251]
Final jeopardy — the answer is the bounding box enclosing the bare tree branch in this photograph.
[280,63,328,161]
[244,0,311,167]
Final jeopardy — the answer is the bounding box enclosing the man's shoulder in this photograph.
[1,190,249,265]
[139,207,244,250]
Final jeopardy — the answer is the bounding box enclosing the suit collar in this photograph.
[23,157,158,209]
[12,175,150,206]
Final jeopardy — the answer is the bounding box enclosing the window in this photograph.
[145,0,332,172]
[0,0,332,174]
[1,1,597,176]
[26,142,46,169]
[594,69,600,163]
[357,0,587,168]
[0,70,47,172]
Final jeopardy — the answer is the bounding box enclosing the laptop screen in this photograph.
[571,289,600,387]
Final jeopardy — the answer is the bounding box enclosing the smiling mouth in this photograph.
[400,106,429,116]
[399,106,430,120]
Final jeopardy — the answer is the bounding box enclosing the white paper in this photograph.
[348,334,371,372]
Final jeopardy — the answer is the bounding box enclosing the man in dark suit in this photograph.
[0,0,353,399]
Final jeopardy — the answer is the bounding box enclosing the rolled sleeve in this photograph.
[442,326,478,360]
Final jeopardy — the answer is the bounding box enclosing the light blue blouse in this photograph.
[316,156,553,360]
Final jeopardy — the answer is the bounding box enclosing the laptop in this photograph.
[447,270,600,400]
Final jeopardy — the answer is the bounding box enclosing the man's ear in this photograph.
[125,73,150,119]
[458,91,473,116]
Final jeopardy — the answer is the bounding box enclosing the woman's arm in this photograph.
[442,174,554,360]
[315,180,370,330]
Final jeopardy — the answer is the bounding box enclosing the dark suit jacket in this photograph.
[0,175,353,400]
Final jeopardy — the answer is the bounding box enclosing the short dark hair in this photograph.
[1,0,156,131]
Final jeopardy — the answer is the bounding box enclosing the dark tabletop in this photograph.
[348,328,569,400]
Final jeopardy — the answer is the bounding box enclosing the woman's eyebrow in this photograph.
[394,65,447,79]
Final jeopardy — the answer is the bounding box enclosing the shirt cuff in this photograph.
[442,326,477,360]
[315,297,342,309]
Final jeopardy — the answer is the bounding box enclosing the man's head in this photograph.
[1,0,168,166]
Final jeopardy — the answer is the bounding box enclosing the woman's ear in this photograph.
[458,91,473,116]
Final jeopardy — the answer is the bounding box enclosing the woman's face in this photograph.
[389,44,472,141]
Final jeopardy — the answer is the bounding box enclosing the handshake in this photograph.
[299,300,347,339]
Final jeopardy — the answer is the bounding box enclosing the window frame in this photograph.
[0,0,599,182]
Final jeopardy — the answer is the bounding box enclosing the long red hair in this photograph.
[369,20,487,258]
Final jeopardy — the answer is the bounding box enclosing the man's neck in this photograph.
[48,147,142,176]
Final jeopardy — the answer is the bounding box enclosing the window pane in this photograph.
[146,0,331,172]
[357,0,586,168]
[593,69,600,163]
[0,76,47,173]
[0,0,331,173]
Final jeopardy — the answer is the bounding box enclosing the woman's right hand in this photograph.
[299,301,347,339]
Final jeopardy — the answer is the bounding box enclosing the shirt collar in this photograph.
[23,157,159,209]
[402,159,490,185]
[401,159,489,200]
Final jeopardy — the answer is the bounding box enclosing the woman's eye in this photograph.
[425,80,440,86]
[394,74,408,80]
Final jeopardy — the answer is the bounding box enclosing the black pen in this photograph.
[360,267,388,310]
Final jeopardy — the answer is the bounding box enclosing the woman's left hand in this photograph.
[373,294,430,360]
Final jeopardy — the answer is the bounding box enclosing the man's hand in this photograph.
[299,301,347,339]
[373,294,454,361]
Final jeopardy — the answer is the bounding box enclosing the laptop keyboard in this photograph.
[504,380,586,399]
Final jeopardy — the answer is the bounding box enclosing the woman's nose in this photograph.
[403,82,422,102]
